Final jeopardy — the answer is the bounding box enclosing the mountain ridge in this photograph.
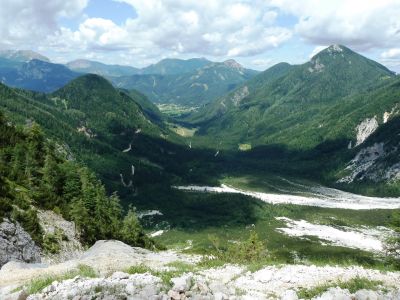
[189,44,396,149]
[0,50,50,62]
[113,60,259,106]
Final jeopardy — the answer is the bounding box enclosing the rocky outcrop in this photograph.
[308,57,325,73]
[355,117,378,146]
[1,240,400,299]
[0,218,41,268]
[0,240,200,288]
[38,210,83,264]
[338,143,385,183]
[231,86,249,107]
[338,142,400,184]
[27,273,164,300]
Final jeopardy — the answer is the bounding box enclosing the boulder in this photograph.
[0,219,41,268]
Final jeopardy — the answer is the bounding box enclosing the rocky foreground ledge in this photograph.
[1,240,400,300]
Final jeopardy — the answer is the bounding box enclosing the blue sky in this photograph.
[1,0,400,72]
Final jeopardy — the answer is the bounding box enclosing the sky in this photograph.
[1,0,400,72]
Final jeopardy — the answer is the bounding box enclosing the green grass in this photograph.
[297,276,384,299]
[167,122,197,137]
[26,264,97,295]
[157,104,198,118]
[125,264,152,275]
[125,262,197,287]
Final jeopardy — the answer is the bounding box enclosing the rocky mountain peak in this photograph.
[223,59,244,71]
[311,44,351,61]
[0,50,50,62]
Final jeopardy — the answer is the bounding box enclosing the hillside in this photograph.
[335,112,400,195]
[0,75,186,200]
[114,60,259,107]
[0,111,153,264]
[190,45,396,149]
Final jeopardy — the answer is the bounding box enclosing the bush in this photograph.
[11,208,43,246]
[120,207,155,249]
[0,198,12,221]
[209,230,267,264]
[43,234,61,254]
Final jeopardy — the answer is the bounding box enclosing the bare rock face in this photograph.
[231,86,249,107]
[338,141,400,184]
[0,218,41,268]
[355,117,378,146]
[37,210,83,264]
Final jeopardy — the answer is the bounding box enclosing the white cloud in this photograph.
[309,46,328,58]
[270,0,400,51]
[382,48,400,59]
[44,0,291,60]
[2,0,400,70]
[0,0,88,48]
[250,58,273,70]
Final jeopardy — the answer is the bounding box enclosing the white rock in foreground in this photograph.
[26,264,400,300]
[0,240,200,288]
[1,240,399,299]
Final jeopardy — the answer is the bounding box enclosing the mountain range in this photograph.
[113,59,259,107]
[1,45,400,197]
[0,52,258,107]
[0,59,80,93]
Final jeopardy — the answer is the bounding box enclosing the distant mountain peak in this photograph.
[312,44,352,60]
[67,59,93,68]
[0,50,50,62]
[327,44,345,53]
[223,59,244,71]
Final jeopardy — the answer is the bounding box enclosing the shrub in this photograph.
[209,230,267,264]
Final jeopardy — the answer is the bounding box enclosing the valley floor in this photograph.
[146,176,399,272]
[173,180,400,210]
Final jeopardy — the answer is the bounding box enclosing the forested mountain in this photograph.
[0,111,153,250]
[52,74,164,137]
[66,59,140,77]
[0,74,227,205]
[114,60,259,107]
[0,59,80,93]
[190,45,396,149]
[125,89,165,123]
[140,58,211,75]
[0,75,175,198]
